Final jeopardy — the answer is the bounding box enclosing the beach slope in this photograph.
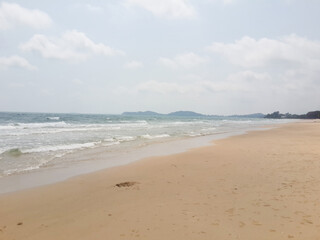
[1,121,320,239]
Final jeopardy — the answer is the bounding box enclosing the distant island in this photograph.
[122,111,265,118]
[122,111,207,117]
[122,110,320,119]
[122,111,162,116]
[264,111,320,119]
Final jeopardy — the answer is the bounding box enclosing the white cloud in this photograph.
[20,30,125,62]
[127,77,255,95]
[124,61,144,69]
[9,82,25,88]
[0,55,37,71]
[204,0,236,5]
[0,2,52,30]
[223,0,235,4]
[84,4,103,12]
[159,52,207,68]
[136,80,195,94]
[116,70,273,96]
[139,80,233,94]
[207,35,320,69]
[74,3,103,12]
[228,70,271,83]
[72,79,84,85]
[125,0,196,19]
[213,0,236,4]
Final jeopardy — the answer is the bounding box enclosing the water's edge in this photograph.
[0,125,277,195]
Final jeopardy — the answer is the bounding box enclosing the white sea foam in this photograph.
[120,120,147,123]
[118,120,148,127]
[201,127,216,132]
[222,120,253,124]
[3,165,43,176]
[187,132,202,137]
[47,117,60,120]
[170,121,188,125]
[0,125,15,130]
[1,124,122,137]
[172,121,204,125]
[104,138,115,142]
[14,121,68,129]
[54,153,67,158]
[102,141,120,147]
[141,134,170,139]
[22,142,101,153]
[0,147,9,155]
[117,136,137,142]
[0,149,5,155]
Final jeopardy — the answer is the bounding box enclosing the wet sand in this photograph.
[0,121,320,239]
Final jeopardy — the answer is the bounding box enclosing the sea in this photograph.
[0,112,292,192]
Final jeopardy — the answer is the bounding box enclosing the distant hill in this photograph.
[122,111,265,118]
[168,111,205,117]
[121,111,162,116]
[122,111,205,117]
[264,111,320,119]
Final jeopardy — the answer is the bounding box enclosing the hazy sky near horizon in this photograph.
[1,0,320,115]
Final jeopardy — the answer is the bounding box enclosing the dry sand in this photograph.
[0,121,320,240]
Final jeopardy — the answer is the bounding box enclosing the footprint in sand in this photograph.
[302,219,313,224]
[239,221,246,228]
[252,220,262,226]
[225,208,235,215]
[0,226,6,232]
[212,221,220,226]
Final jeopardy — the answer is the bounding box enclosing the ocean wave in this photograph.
[19,121,68,128]
[102,141,120,147]
[0,147,9,155]
[2,161,50,175]
[3,166,41,176]
[187,133,202,137]
[0,122,148,137]
[1,148,23,157]
[141,134,170,139]
[160,121,206,126]
[104,138,115,142]
[169,121,189,125]
[201,127,216,132]
[120,120,147,123]
[46,116,60,120]
[0,125,17,130]
[222,120,253,124]
[2,122,69,129]
[0,125,122,137]
[116,136,137,142]
[22,141,101,153]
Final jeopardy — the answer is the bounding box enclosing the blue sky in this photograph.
[1,0,320,114]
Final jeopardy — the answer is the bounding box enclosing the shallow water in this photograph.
[0,112,292,180]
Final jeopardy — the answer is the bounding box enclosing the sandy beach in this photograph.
[0,121,320,240]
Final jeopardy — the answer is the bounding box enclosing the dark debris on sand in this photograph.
[115,182,139,188]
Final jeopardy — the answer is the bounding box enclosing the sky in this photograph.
[0,0,320,115]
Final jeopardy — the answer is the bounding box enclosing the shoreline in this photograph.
[1,121,320,239]
[0,124,275,194]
